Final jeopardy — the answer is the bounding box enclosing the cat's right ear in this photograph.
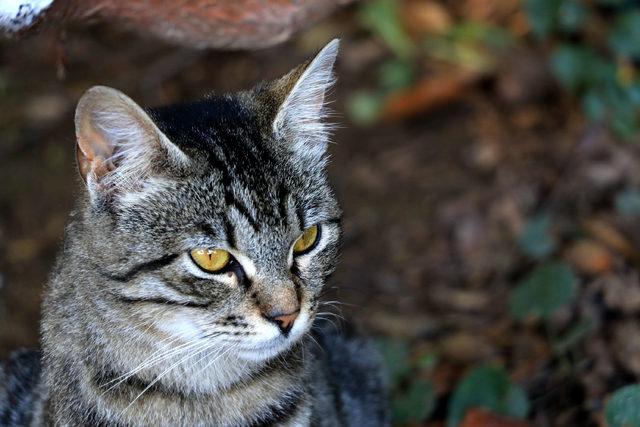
[75,86,188,197]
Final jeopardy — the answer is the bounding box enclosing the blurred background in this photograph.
[2,0,640,425]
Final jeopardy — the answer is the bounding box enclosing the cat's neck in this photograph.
[47,332,314,425]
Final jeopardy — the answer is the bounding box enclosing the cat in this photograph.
[0,39,389,426]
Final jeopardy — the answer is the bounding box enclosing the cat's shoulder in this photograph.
[0,349,42,426]
[312,320,390,426]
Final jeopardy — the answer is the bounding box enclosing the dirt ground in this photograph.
[2,8,640,427]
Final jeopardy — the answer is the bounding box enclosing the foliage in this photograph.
[615,187,640,216]
[605,385,640,427]
[347,92,384,125]
[350,0,512,124]
[519,213,557,259]
[447,365,530,427]
[376,338,437,424]
[510,262,578,321]
[525,0,640,137]
[393,379,436,424]
[358,0,414,58]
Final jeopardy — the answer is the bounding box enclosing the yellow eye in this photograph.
[190,248,231,273]
[293,225,319,255]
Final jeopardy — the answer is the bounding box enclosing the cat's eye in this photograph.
[293,225,319,255]
[190,248,231,273]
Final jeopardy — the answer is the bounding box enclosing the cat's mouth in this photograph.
[235,311,310,361]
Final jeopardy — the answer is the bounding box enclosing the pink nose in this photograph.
[265,310,299,335]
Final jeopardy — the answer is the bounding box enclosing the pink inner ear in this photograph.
[76,116,116,182]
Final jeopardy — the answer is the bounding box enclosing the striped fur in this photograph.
[1,40,389,426]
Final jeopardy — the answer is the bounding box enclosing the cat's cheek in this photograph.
[156,312,203,341]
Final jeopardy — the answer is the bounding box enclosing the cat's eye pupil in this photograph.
[190,248,231,273]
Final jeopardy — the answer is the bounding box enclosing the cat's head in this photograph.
[73,40,341,362]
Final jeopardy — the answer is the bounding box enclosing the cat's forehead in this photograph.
[150,95,261,153]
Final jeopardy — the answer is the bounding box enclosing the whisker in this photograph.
[119,341,213,417]
[99,339,203,394]
[100,331,226,393]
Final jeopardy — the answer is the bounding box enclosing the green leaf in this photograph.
[375,337,412,385]
[504,385,530,419]
[611,109,639,138]
[379,60,414,90]
[525,0,561,39]
[605,385,640,427]
[447,365,529,427]
[609,11,640,58]
[510,262,578,321]
[418,353,439,371]
[627,84,640,107]
[615,188,640,216]
[551,45,589,91]
[519,213,556,259]
[448,22,514,49]
[347,92,383,126]
[582,91,607,121]
[558,0,589,32]
[393,379,436,423]
[358,0,414,58]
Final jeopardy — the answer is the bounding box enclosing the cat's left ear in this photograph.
[75,86,189,198]
[263,39,339,161]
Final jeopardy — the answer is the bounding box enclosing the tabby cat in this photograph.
[0,40,389,426]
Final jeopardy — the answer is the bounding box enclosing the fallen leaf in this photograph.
[402,0,452,36]
[460,408,532,427]
[381,70,480,121]
[565,240,614,275]
[582,218,639,261]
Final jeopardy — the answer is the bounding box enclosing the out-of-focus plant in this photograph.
[509,261,578,320]
[605,384,640,427]
[513,213,580,319]
[447,365,530,427]
[615,187,640,216]
[349,0,512,124]
[518,213,557,259]
[526,0,640,138]
[376,338,437,425]
[513,214,594,358]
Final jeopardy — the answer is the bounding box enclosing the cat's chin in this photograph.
[236,339,293,362]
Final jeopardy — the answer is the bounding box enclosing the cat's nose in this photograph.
[265,310,299,335]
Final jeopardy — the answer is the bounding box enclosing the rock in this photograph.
[612,320,640,376]
[439,331,495,363]
[600,273,640,314]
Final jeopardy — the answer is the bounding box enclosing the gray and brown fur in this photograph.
[0,40,389,426]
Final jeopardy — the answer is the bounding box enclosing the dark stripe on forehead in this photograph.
[97,253,179,282]
[229,200,260,232]
[223,214,237,248]
[208,150,261,233]
[295,205,306,230]
[277,182,289,222]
